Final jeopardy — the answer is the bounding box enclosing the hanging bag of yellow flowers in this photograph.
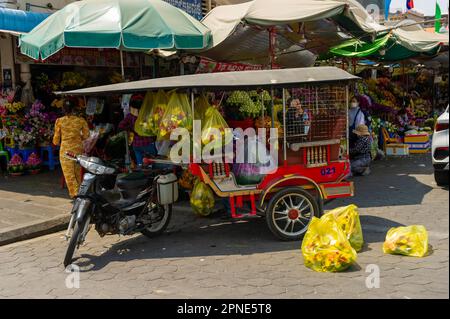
[301,214,357,272]
[190,179,215,217]
[135,90,168,137]
[383,225,429,257]
[323,205,364,252]
[157,91,193,141]
[201,106,232,151]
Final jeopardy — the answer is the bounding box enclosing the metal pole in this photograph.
[120,48,125,79]
[345,85,349,159]
[282,88,287,163]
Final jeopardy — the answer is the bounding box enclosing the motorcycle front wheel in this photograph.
[63,216,89,268]
[141,204,172,238]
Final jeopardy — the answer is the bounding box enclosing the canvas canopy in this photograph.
[201,0,346,49]
[200,0,447,64]
[58,67,359,96]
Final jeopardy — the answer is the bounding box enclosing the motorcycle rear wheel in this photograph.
[141,204,172,238]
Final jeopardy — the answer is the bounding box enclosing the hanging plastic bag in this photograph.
[301,215,357,272]
[158,91,193,141]
[135,90,167,137]
[194,94,210,122]
[201,106,232,150]
[324,204,364,252]
[190,180,215,217]
[383,225,429,257]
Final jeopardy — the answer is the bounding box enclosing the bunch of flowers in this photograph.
[30,100,45,117]
[51,98,64,109]
[34,73,59,94]
[0,104,6,116]
[26,152,42,171]
[60,72,87,89]
[5,101,25,114]
[23,105,56,146]
[12,128,35,149]
[226,91,261,119]
[7,154,25,174]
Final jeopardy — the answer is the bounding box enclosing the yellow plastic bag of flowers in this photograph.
[324,204,364,252]
[301,215,357,272]
[194,94,211,122]
[201,106,233,150]
[383,225,429,257]
[190,180,215,217]
[157,91,193,141]
[134,90,167,137]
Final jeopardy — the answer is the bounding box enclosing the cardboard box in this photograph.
[386,144,410,156]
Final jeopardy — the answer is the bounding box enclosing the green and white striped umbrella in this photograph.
[19,0,211,61]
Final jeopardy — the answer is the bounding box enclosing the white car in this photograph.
[432,106,449,186]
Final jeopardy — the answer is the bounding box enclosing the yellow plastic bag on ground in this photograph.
[134,90,167,137]
[301,215,357,272]
[201,106,232,149]
[383,225,429,257]
[158,91,193,141]
[324,205,364,252]
[190,180,215,217]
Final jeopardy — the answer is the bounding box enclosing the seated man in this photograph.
[350,124,372,176]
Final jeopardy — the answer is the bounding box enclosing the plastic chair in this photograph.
[40,145,60,171]
[381,128,401,153]
[0,141,10,163]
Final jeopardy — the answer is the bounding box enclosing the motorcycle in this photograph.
[63,152,177,267]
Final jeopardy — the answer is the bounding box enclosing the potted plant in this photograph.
[26,152,42,175]
[7,154,25,176]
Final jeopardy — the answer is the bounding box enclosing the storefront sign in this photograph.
[16,47,141,68]
[195,58,264,74]
[163,0,203,20]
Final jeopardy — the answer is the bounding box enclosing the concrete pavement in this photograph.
[0,154,448,299]
[0,171,72,246]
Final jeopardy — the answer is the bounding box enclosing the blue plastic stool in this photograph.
[6,146,18,159]
[40,145,60,171]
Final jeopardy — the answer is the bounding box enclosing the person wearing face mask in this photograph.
[348,96,366,146]
[118,94,157,166]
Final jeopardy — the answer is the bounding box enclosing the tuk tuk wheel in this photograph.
[266,187,319,241]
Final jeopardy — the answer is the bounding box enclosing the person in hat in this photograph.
[118,94,157,166]
[349,124,372,176]
[53,96,90,198]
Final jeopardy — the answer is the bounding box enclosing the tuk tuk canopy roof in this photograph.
[59,67,359,96]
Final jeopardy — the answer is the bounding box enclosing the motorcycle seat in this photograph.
[116,172,149,190]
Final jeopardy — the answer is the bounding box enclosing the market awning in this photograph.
[328,31,442,61]
[329,33,392,58]
[201,0,346,49]
[58,66,359,96]
[0,8,49,34]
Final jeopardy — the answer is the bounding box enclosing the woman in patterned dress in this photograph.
[52,98,89,198]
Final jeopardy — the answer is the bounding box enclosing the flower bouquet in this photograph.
[26,152,42,174]
[157,92,193,140]
[7,154,25,176]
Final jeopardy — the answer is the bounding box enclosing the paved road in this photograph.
[0,154,448,299]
